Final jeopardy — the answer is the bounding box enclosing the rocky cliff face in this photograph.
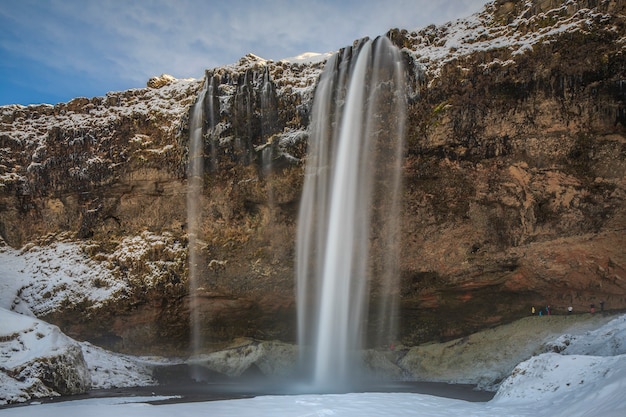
[397,0,626,340]
[1,0,625,354]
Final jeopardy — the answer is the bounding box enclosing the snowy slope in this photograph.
[494,353,626,415]
[0,308,91,404]
[547,314,626,356]
[2,310,626,414]
[0,308,155,405]
[0,231,186,317]
[1,329,625,416]
[492,315,626,415]
[0,241,124,316]
[402,1,621,82]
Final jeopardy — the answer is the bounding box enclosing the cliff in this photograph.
[1,0,625,354]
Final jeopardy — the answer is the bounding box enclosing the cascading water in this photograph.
[187,66,278,377]
[260,67,277,211]
[296,36,406,391]
[260,66,277,140]
[188,78,208,378]
[206,76,218,171]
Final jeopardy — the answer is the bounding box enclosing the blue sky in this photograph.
[0,0,488,106]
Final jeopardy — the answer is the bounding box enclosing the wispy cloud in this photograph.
[0,0,487,105]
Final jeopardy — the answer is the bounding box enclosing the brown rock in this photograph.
[1,0,626,354]
[147,74,176,88]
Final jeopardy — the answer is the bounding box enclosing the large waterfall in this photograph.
[296,36,407,390]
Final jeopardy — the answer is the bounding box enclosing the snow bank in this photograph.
[0,308,91,404]
[79,342,155,389]
[493,314,626,416]
[0,308,156,405]
[2,313,626,414]
[494,353,626,414]
[546,314,626,356]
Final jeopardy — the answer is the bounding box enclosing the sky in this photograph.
[0,0,488,106]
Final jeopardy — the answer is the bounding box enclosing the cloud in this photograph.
[0,0,488,104]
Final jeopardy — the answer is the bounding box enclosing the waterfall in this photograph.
[188,78,208,378]
[206,76,218,172]
[260,66,277,139]
[260,66,276,206]
[296,36,406,391]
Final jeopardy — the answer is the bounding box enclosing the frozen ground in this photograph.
[2,234,626,414]
[1,311,625,416]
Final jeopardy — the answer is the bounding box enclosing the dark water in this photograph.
[2,364,494,409]
[128,380,494,406]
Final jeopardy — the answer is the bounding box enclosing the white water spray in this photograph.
[188,79,207,371]
[296,36,407,390]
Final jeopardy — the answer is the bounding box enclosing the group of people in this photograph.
[531,305,554,316]
[531,301,606,316]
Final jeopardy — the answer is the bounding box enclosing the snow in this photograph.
[1,311,625,415]
[546,314,626,356]
[0,232,186,317]
[0,240,124,316]
[0,307,157,404]
[0,308,91,404]
[0,393,511,417]
[0,309,74,369]
[402,2,616,83]
[79,342,155,390]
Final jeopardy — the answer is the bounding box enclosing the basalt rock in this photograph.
[1,0,626,355]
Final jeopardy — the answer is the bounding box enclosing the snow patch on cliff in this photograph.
[0,76,200,148]
[0,232,186,317]
[0,240,122,316]
[404,2,618,82]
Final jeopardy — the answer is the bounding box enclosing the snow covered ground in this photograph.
[2,231,625,415]
[0,308,158,404]
[1,311,625,415]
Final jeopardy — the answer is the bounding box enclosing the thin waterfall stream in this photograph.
[187,79,207,379]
